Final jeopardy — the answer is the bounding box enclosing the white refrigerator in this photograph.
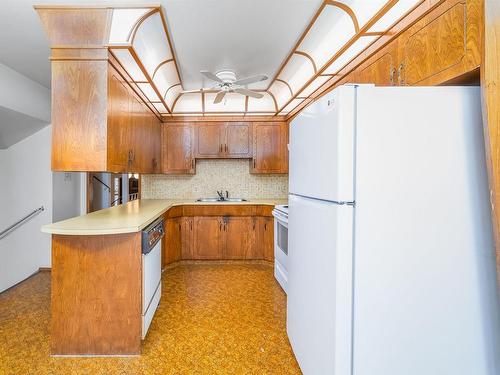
[287,85,500,375]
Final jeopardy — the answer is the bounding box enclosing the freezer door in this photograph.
[289,85,356,202]
[287,194,353,375]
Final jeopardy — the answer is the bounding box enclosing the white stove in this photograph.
[272,204,289,293]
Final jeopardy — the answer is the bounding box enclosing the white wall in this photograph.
[53,172,81,222]
[0,126,52,292]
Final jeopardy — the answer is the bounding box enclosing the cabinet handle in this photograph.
[225,144,228,152]
[253,159,256,169]
[191,159,195,169]
[397,63,405,86]
[219,222,222,231]
[220,144,223,153]
[264,223,267,231]
[390,67,396,86]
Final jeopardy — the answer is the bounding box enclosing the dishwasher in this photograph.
[142,218,164,339]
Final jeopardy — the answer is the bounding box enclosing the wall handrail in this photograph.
[0,206,45,240]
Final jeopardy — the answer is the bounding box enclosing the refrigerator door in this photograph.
[287,194,353,375]
[352,86,500,375]
[289,85,356,202]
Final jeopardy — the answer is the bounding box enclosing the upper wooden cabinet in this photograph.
[51,60,161,173]
[194,122,252,159]
[251,122,288,174]
[161,124,195,174]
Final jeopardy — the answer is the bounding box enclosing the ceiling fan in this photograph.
[181,70,268,104]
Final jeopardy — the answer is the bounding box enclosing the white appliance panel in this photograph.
[289,85,356,202]
[142,282,161,339]
[352,86,500,375]
[287,194,353,375]
[142,239,162,313]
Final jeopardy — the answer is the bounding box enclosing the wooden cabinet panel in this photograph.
[225,122,252,158]
[358,42,397,86]
[107,72,132,172]
[162,124,195,174]
[223,216,252,259]
[194,122,224,158]
[181,217,194,260]
[193,216,222,259]
[252,122,288,174]
[246,217,263,260]
[402,2,467,85]
[260,217,274,262]
[163,218,181,268]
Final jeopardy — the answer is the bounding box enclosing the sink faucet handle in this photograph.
[225,190,229,198]
[217,190,223,199]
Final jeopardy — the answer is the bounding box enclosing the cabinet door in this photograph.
[193,216,222,259]
[246,217,263,260]
[107,72,132,172]
[162,124,195,174]
[358,42,398,86]
[150,114,161,173]
[252,122,288,174]
[181,217,194,259]
[163,218,181,268]
[223,216,252,259]
[194,122,224,158]
[225,122,252,158]
[129,96,148,172]
[256,217,274,262]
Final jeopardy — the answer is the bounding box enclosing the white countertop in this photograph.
[41,199,286,236]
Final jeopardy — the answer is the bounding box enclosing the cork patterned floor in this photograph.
[0,263,301,375]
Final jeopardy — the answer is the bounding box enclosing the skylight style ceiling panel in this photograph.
[153,102,168,114]
[368,0,422,32]
[340,0,389,28]
[133,12,173,77]
[205,93,246,112]
[152,61,179,97]
[279,99,304,115]
[297,5,356,69]
[323,35,377,75]
[112,49,146,82]
[247,92,276,112]
[137,83,161,102]
[174,93,202,112]
[268,81,292,109]
[109,8,151,44]
[278,54,316,95]
[165,84,182,110]
[301,75,331,97]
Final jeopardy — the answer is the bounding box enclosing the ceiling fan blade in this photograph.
[233,88,264,99]
[181,87,214,94]
[201,71,223,83]
[233,74,268,86]
[214,91,226,104]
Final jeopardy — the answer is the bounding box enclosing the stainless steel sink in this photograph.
[195,198,248,202]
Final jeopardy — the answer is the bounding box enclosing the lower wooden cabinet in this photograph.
[161,206,275,267]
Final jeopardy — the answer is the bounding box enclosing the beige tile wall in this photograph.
[141,160,289,199]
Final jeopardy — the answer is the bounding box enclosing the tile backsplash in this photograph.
[141,160,289,199]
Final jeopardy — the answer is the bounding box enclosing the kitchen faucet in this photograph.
[217,190,229,201]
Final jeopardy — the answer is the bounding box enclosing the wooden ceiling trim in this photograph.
[129,8,159,44]
[326,0,360,32]
[267,91,279,113]
[158,7,184,92]
[276,79,294,96]
[284,0,440,121]
[163,83,181,100]
[265,1,328,91]
[294,51,318,73]
[276,0,399,114]
[151,58,174,79]
[128,46,172,113]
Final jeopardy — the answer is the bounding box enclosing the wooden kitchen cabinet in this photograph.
[357,41,398,86]
[255,217,274,262]
[52,62,161,172]
[163,218,182,268]
[161,124,195,174]
[181,217,194,259]
[223,216,253,259]
[193,216,223,259]
[251,122,288,174]
[194,122,252,159]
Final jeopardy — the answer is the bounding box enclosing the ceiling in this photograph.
[0,0,322,89]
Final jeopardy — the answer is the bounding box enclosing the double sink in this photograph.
[195,198,248,202]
